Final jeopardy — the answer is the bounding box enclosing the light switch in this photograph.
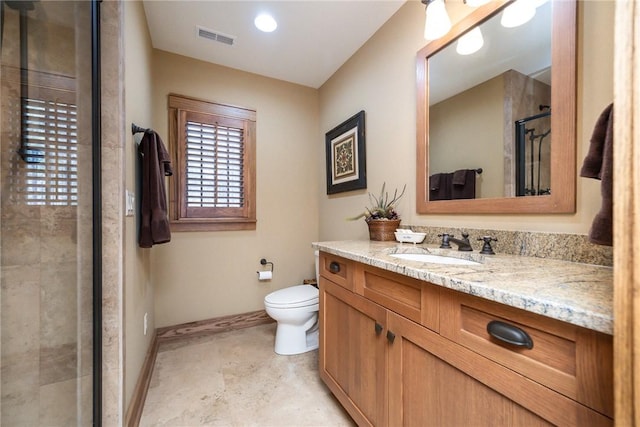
[126,190,135,217]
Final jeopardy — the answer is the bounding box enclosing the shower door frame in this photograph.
[514,110,552,197]
[91,0,102,424]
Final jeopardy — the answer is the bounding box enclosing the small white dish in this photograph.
[394,231,427,244]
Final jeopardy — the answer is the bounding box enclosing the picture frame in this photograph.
[325,110,367,194]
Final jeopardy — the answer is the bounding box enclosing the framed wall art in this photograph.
[325,110,366,194]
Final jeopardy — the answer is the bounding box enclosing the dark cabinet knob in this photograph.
[487,320,533,349]
[329,262,340,273]
[386,330,396,343]
[375,322,383,335]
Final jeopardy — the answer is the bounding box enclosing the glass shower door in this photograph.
[1,1,96,424]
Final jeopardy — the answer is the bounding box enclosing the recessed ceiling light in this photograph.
[254,13,277,33]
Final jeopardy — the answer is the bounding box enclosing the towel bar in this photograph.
[131,123,149,135]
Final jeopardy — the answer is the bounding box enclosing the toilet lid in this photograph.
[265,285,319,307]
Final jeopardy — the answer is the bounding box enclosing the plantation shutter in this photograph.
[181,111,249,219]
[186,120,244,208]
[19,97,78,206]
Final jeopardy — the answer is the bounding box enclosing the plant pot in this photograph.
[366,219,401,241]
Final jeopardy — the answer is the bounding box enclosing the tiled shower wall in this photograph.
[1,2,93,424]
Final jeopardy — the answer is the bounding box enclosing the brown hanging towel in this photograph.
[138,130,173,248]
[580,102,613,246]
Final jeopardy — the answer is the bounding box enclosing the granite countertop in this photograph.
[312,240,613,335]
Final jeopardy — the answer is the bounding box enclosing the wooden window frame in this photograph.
[168,94,256,231]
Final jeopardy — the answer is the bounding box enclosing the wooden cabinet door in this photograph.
[386,312,611,427]
[319,277,388,427]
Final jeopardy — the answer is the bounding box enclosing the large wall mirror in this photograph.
[416,0,576,214]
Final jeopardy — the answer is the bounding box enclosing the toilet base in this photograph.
[274,321,319,355]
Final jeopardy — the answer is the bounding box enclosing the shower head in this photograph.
[3,0,44,164]
[5,1,36,11]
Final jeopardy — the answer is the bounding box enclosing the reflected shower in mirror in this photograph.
[515,107,551,196]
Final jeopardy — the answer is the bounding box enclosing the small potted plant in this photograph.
[350,183,406,241]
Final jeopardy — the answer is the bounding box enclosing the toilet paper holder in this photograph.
[259,258,274,272]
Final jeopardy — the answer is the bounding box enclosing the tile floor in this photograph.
[139,323,355,426]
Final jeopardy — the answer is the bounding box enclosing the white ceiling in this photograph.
[143,0,406,89]
[429,0,552,105]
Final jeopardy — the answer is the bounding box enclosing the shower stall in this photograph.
[515,109,551,197]
[1,1,101,424]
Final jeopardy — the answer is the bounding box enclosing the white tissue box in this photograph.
[394,230,426,244]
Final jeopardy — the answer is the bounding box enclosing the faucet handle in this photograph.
[478,236,498,255]
[438,233,452,249]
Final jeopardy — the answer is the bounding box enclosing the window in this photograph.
[168,94,256,231]
[4,67,78,207]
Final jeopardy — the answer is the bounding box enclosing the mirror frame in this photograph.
[416,0,577,214]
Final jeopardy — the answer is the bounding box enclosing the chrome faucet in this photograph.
[448,232,473,252]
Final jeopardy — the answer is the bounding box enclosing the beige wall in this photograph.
[318,0,614,239]
[123,0,154,411]
[150,52,320,327]
[430,74,504,198]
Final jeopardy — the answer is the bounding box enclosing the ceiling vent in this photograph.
[196,25,236,46]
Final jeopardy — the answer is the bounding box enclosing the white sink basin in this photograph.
[390,253,480,266]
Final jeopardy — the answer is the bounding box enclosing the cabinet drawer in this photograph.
[440,289,613,417]
[358,264,439,332]
[319,252,353,291]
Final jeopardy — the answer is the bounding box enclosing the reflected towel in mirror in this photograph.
[429,173,452,200]
[452,169,476,199]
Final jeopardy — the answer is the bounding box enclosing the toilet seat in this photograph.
[264,285,319,309]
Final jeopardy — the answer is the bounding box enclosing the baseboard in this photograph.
[125,331,159,427]
[126,309,274,426]
[156,309,274,341]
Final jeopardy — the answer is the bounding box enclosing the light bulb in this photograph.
[254,13,277,33]
[424,0,452,41]
[456,27,484,55]
[501,0,536,28]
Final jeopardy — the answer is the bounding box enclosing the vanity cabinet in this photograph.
[318,252,613,427]
[321,278,387,426]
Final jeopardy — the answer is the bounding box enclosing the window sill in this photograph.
[170,218,257,232]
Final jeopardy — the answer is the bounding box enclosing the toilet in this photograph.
[263,251,320,355]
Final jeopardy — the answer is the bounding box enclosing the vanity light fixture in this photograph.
[500,0,536,28]
[456,27,484,55]
[422,0,452,41]
[254,13,277,33]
